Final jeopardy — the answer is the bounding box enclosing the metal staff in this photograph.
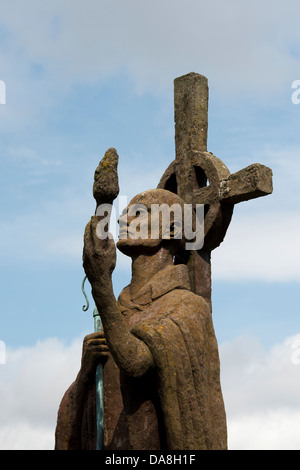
[82,275,104,450]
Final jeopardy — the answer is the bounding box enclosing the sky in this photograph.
[0,0,300,450]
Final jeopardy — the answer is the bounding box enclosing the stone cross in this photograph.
[158,72,273,306]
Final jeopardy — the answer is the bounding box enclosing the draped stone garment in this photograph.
[55,264,227,450]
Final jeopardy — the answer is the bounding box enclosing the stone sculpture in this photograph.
[55,73,272,450]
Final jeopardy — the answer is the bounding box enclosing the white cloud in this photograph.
[227,410,300,450]
[1,332,300,449]
[1,0,300,107]
[220,333,300,449]
[213,211,300,282]
[0,423,56,451]
[0,337,83,450]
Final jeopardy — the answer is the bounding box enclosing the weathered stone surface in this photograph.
[55,188,227,450]
[219,163,273,204]
[174,72,208,157]
[93,147,119,206]
[55,72,273,451]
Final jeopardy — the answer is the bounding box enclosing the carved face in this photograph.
[116,189,185,256]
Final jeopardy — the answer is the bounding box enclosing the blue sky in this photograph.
[0,0,300,450]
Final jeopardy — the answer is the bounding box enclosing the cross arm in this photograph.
[219,163,273,205]
[192,163,273,207]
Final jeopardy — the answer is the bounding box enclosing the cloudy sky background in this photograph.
[0,0,300,450]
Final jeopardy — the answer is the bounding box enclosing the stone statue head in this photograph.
[117,188,187,258]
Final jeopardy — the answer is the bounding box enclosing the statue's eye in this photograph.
[128,204,148,218]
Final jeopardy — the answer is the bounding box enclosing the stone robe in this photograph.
[55,264,227,450]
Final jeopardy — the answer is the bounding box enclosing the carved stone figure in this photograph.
[55,186,227,450]
[55,73,272,451]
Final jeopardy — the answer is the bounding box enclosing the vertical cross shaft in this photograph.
[174,73,212,305]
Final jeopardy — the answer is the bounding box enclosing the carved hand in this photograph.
[83,215,116,286]
[79,331,109,381]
